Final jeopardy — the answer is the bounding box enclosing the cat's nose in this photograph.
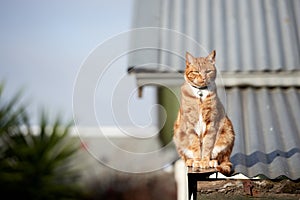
[200,73,206,79]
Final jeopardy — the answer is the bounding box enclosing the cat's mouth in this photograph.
[189,80,209,89]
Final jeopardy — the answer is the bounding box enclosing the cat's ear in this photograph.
[207,50,216,64]
[186,52,195,65]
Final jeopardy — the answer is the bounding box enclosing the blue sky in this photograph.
[0,0,157,126]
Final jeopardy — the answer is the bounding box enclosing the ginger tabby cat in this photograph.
[173,50,235,175]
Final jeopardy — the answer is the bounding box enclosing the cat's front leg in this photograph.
[199,126,218,168]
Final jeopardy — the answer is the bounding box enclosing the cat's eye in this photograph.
[205,70,213,73]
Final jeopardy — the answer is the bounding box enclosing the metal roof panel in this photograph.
[130,0,300,72]
[227,87,300,180]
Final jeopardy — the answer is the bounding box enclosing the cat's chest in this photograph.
[194,114,206,136]
[189,85,211,136]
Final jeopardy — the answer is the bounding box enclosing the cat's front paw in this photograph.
[185,159,194,167]
[197,160,210,169]
[209,160,218,168]
[197,160,218,168]
[193,160,200,168]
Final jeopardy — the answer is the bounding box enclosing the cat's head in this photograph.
[184,50,217,88]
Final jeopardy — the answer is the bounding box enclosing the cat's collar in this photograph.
[189,84,210,98]
[191,85,208,90]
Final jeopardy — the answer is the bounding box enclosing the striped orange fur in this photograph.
[173,50,235,175]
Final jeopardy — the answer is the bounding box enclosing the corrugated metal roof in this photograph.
[129,0,300,180]
[227,87,300,180]
[130,0,300,72]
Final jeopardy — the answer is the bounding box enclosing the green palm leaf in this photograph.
[0,83,84,199]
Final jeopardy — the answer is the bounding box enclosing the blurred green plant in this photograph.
[0,83,83,199]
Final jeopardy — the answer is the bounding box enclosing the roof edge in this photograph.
[129,69,300,89]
